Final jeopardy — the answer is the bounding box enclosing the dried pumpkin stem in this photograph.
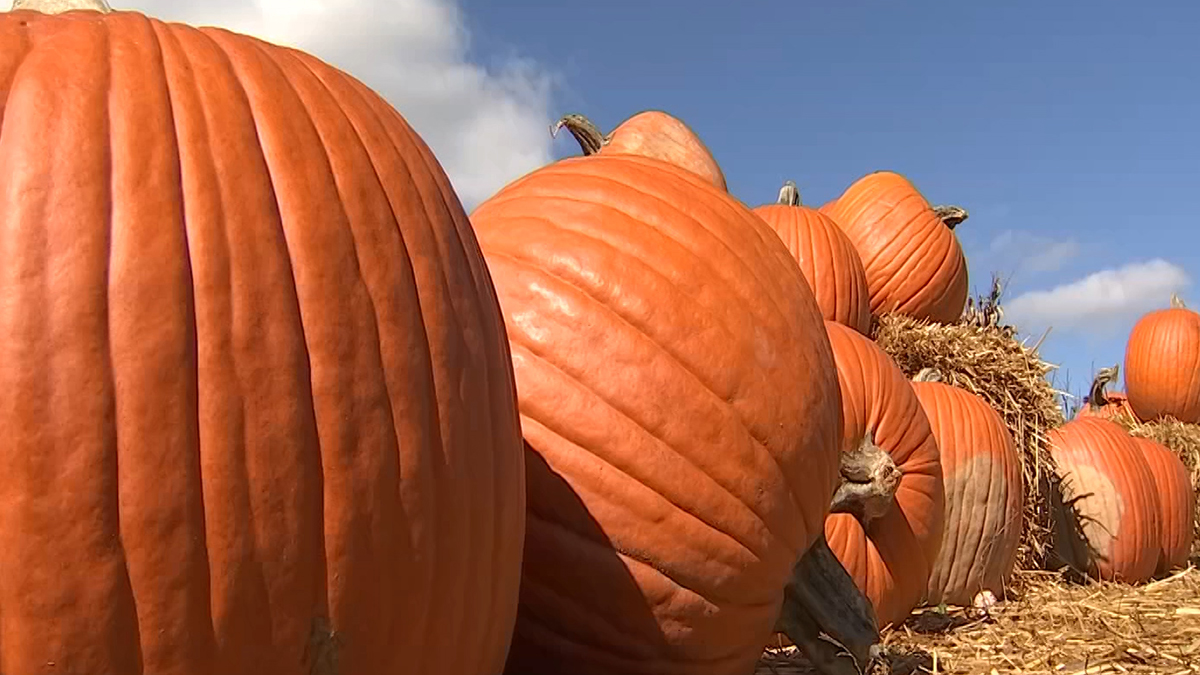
[913,367,943,383]
[1171,293,1187,309]
[1086,365,1119,409]
[777,180,802,206]
[10,0,112,12]
[933,204,969,230]
[777,533,881,675]
[551,113,608,155]
[830,432,901,525]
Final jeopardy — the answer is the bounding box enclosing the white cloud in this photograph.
[1005,259,1191,335]
[988,230,1081,274]
[117,0,557,209]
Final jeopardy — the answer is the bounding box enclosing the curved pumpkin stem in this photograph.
[1084,365,1119,410]
[830,432,901,525]
[777,180,802,206]
[933,204,969,230]
[1171,293,1187,309]
[551,113,608,155]
[10,0,111,12]
[913,367,943,383]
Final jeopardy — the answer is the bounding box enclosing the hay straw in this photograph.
[757,567,1200,674]
[1112,414,1200,560]
[871,307,1065,571]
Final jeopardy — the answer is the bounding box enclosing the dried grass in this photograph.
[1111,413,1200,560]
[871,305,1065,570]
[756,567,1200,675]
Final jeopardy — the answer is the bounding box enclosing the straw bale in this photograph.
[871,308,1065,571]
[757,567,1200,674]
[1112,413,1200,560]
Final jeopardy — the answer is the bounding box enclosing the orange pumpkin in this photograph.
[1048,418,1161,582]
[752,181,872,334]
[910,371,1023,606]
[824,171,969,324]
[1125,295,1200,423]
[552,111,727,191]
[471,154,842,675]
[0,3,526,674]
[1129,437,1195,573]
[1075,366,1137,421]
[822,321,944,628]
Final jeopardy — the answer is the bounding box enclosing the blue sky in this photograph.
[452,0,1199,406]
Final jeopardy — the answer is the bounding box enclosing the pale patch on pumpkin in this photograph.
[1054,462,1124,574]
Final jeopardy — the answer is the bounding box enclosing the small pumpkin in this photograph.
[822,321,945,628]
[1125,294,1200,424]
[1129,437,1195,573]
[0,2,526,674]
[752,181,872,334]
[910,370,1023,607]
[824,171,969,324]
[1075,365,1137,421]
[552,111,727,191]
[471,153,842,675]
[1048,418,1161,583]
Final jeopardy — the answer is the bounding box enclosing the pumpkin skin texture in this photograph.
[554,111,727,191]
[1130,438,1195,573]
[1124,298,1200,423]
[1048,419,1161,583]
[752,182,872,335]
[0,8,525,675]
[470,154,843,675]
[825,171,969,324]
[822,321,945,628]
[911,378,1023,607]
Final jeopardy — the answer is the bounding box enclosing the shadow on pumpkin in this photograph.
[504,446,672,675]
[1045,471,1110,583]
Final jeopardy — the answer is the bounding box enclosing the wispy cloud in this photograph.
[988,230,1081,275]
[1005,259,1190,336]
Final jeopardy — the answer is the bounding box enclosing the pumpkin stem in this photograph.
[777,181,802,206]
[933,204,969,230]
[777,532,882,675]
[830,432,901,525]
[551,114,608,155]
[10,0,111,12]
[1170,293,1187,309]
[1085,365,1119,409]
[913,367,943,383]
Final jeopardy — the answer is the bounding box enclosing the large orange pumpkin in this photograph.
[1074,365,1137,421]
[1129,437,1195,573]
[822,321,944,628]
[910,371,1023,606]
[752,181,872,334]
[824,171,969,324]
[1125,295,1200,423]
[471,154,843,675]
[0,3,526,674]
[1048,418,1161,582]
[553,111,727,191]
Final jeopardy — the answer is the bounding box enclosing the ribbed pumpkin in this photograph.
[822,321,944,628]
[910,371,1023,607]
[752,181,872,334]
[1048,418,1161,583]
[1129,437,1195,573]
[824,171,969,324]
[553,111,727,191]
[1125,295,1200,424]
[471,154,842,675]
[0,3,526,675]
[1075,366,1137,421]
